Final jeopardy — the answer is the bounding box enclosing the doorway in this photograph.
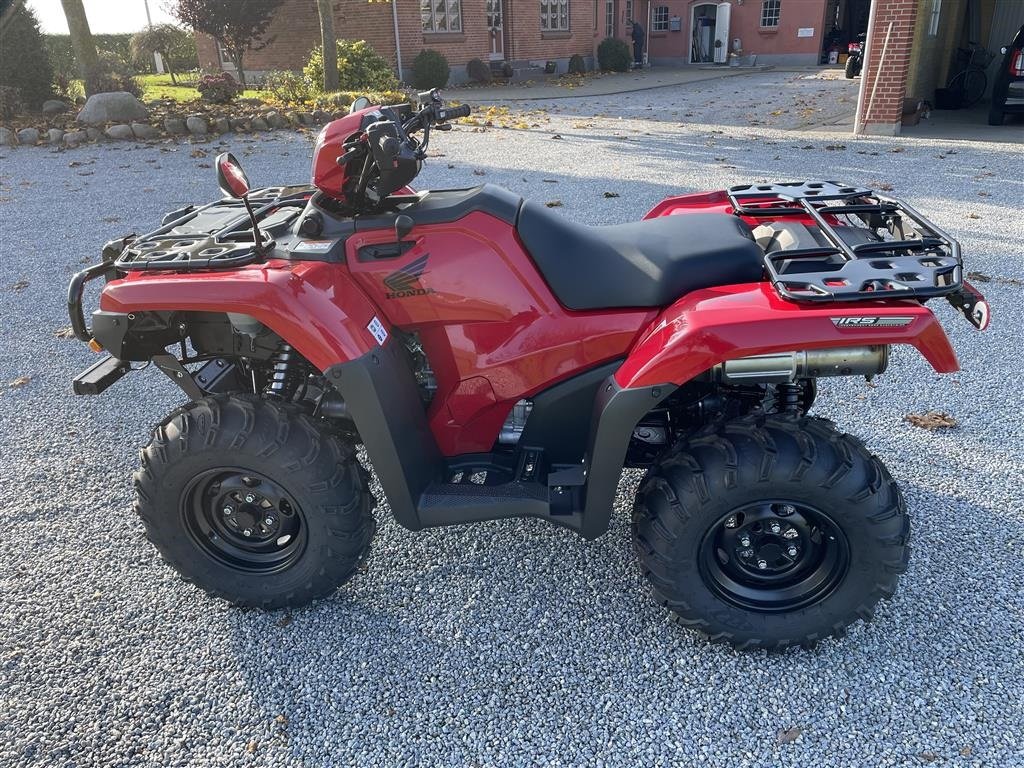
[486,0,504,61]
[691,3,717,63]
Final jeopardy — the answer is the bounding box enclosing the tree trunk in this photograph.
[59,0,100,94]
[229,47,247,87]
[316,0,339,92]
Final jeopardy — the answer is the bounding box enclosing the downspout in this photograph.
[392,0,404,83]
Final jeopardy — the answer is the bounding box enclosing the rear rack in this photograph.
[114,186,312,272]
[728,181,962,302]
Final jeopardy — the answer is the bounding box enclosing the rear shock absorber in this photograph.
[266,343,303,399]
[776,383,802,414]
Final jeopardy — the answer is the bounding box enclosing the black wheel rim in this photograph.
[698,501,850,613]
[181,468,306,574]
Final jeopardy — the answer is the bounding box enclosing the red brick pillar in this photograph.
[855,0,918,136]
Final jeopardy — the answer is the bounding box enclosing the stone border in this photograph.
[0,107,337,149]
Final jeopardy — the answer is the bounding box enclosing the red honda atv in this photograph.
[68,91,989,649]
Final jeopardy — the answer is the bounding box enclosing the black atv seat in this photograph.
[516,201,765,311]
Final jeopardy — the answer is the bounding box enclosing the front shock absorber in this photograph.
[266,343,303,399]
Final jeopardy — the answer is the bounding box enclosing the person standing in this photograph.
[631,20,646,68]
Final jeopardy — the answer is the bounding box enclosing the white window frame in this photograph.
[421,0,462,33]
[541,0,570,32]
[760,0,781,29]
[216,41,235,68]
[652,5,669,32]
[605,0,614,37]
[927,0,941,37]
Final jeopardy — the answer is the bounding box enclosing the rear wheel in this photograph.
[632,414,909,650]
[135,394,375,609]
[845,56,858,79]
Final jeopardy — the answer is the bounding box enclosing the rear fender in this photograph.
[614,282,958,389]
[98,261,384,371]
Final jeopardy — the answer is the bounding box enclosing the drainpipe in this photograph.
[392,0,404,83]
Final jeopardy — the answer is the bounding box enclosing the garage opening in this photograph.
[690,4,717,63]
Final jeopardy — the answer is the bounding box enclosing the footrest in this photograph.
[73,355,130,395]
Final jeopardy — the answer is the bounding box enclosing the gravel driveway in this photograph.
[1,70,1022,767]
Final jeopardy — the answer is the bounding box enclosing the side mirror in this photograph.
[350,96,372,114]
[215,152,251,199]
[395,214,414,241]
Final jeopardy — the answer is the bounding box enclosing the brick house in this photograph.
[195,0,848,82]
[855,0,1024,134]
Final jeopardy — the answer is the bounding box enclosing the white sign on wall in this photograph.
[797,27,815,37]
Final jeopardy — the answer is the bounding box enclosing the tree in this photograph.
[315,0,338,92]
[130,23,196,84]
[170,0,283,87]
[0,1,54,110]
[58,0,100,94]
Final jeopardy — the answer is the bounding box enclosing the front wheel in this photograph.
[633,415,909,650]
[135,395,375,609]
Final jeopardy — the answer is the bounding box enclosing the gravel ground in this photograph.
[1,70,1022,767]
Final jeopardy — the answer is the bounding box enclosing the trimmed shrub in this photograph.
[264,70,312,103]
[0,86,24,119]
[466,58,492,84]
[197,72,242,103]
[411,49,449,90]
[86,50,143,98]
[315,90,410,112]
[303,40,398,92]
[0,4,54,110]
[597,37,631,72]
[568,53,587,75]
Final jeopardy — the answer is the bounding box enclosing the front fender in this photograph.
[615,282,959,389]
[99,261,383,371]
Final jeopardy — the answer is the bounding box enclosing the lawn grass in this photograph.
[137,73,267,102]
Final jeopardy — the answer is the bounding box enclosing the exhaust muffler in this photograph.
[703,346,889,383]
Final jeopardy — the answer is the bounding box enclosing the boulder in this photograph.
[105,123,134,140]
[47,128,64,144]
[213,117,231,133]
[76,92,148,125]
[229,117,251,132]
[42,99,69,116]
[265,111,287,129]
[251,116,269,131]
[164,117,187,135]
[132,123,159,139]
[186,115,208,135]
[298,112,316,126]
[63,129,87,146]
[16,127,39,145]
[284,111,300,127]
[312,109,330,124]
[85,126,102,141]
[0,127,16,147]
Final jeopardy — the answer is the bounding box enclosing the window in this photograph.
[760,0,781,28]
[421,0,462,33]
[927,0,942,36]
[652,6,669,32]
[216,41,234,67]
[541,0,570,32]
[605,0,614,37]
[625,0,633,24]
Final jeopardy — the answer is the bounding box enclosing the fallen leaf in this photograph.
[541,178,558,183]
[544,200,563,208]
[246,740,258,754]
[904,411,957,430]
[550,133,563,140]
[776,726,802,744]
[101,216,120,223]
[825,144,847,151]
[274,714,288,726]
[965,212,981,219]
[889,146,905,153]
[603,191,619,198]
[967,271,991,282]
[197,162,211,169]
[11,279,29,291]
[8,375,31,389]
[472,169,486,176]
[920,751,939,763]
[190,148,208,158]
[54,326,76,339]
[960,746,972,757]
[275,613,294,628]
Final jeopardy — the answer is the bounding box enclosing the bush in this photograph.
[568,53,587,75]
[86,50,143,98]
[411,49,449,90]
[597,37,631,72]
[303,40,398,92]
[466,58,492,84]
[197,72,242,103]
[264,70,312,103]
[0,85,24,120]
[130,24,197,79]
[0,5,54,110]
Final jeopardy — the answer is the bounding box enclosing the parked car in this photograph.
[989,23,1024,125]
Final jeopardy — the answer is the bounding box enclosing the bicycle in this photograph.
[946,42,995,108]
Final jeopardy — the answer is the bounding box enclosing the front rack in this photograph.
[114,186,313,272]
[728,181,963,303]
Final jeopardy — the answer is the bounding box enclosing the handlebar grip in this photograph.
[438,104,472,122]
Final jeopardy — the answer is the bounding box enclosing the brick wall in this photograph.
[195,0,600,84]
[856,0,919,135]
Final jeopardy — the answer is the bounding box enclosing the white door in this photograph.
[486,0,504,61]
[714,2,731,63]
